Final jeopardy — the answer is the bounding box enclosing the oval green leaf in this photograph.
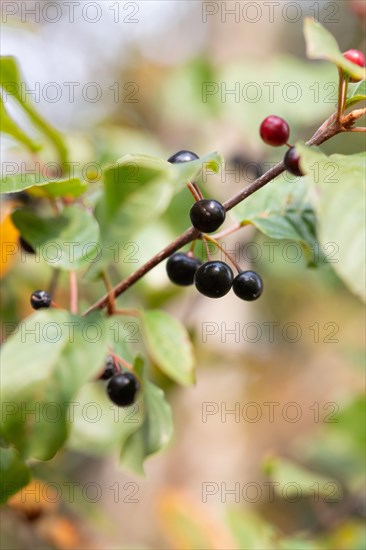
[141,310,195,386]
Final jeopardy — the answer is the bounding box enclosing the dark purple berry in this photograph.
[190,199,226,233]
[30,290,51,310]
[100,357,116,380]
[284,147,303,177]
[166,252,202,286]
[233,271,263,301]
[167,150,199,163]
[194,261,233,298]
[107,372,140,407]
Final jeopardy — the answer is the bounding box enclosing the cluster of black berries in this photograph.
[167,150,263,301]
[167,253,263,301]
[99,357,140,407]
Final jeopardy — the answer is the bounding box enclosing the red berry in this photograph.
[343,49,365,82]
[260,116,290,147]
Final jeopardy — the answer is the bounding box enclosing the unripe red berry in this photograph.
[343,49,365,82]
[260,116,290,147]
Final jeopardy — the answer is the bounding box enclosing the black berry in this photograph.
[233,271,263,301]
[30,290,51,310]
[194,261,233,298]
[166,252,202,286]
[99,357,116,380]
[190,199,226,233]
[284,147,303,177]
[260,115,290,146]
[167,150,199,163]
[107,372,140,407]
[19,236,35,254]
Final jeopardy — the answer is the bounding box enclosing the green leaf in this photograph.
[12,205,100,270]
[142,310,195,386]
[346,80,366,108]
[231,175,322,266]
[304,19,365,81]
[103,151,222,215]
[263,456,342,499]
[0,96,40,152]
[68,382,143,454]
[298,144,366,301]
[0,56,68,165]
[1,173,86,197]
[0,447,31,504]
[89,151,222,277]
[0,310,108,460]
[120,358,173,474]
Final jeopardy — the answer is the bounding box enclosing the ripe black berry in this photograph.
[99,357,116,380]
[260,115,290,146]
[190,199,226,233]
[166,252,202,286]
[167,150,199,163]
[107,372,140,407]
[19,236,35,254]
[344,49,365,82]
[284,147,303,177]
[233,271,263,301]
[30,290,51,310]
[194,261,233,298]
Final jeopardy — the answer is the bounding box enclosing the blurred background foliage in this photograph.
[0,1,365,549]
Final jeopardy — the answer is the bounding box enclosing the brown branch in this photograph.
[83,113,344,316]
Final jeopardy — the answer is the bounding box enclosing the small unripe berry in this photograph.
[343,49,365,82]
[260,116,290,147]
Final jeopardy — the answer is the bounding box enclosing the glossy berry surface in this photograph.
[107,372,140,407]
[19,236,35,254]
[284,147,303,177]
[233,271,263,301]
[166,252,202,286]
[100,357,116,380]
[30,290,51,310]
[194,261,233,298]
[167,150,199,163]
[260,115,290,146]
[343,49,365,82]
[190,199,226,233]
